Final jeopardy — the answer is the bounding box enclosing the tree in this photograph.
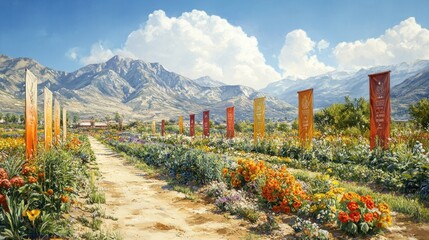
[409,98,429,130]
[314,97,369,133]
[73,114,80,125]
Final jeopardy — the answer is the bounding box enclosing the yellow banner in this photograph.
[44,87,53,150]
[152,120,156,134]
[298,89,313,147]
[179,116,183,134]
[63,108,67,142]
[54,99,60,145]
[253,97,265,142]
[25,69,38,160]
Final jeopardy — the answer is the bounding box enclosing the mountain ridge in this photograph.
[0,54,296,121]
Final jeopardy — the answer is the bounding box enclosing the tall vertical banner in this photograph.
[152,120,156,135]
[369,71,391,150]
[179,116,183,134]
[44,87,53,150]
[203,110,210,137]
[253,97,265,142]
[54,99,60,145]
[161,120,165,136]
[226,106,235,139]
[25,69,38,160]
[298,88,314,147]
[189,114,195,137]
[63,108,67,142]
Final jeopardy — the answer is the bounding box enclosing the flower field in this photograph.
[93,124,429,239]
[0,125,106,239]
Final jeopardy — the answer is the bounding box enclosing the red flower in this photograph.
[365,200,375,209]
[1,179,11,189]
[338,211,350,223]
[349,211,361,223]
[272,205,281,213]
[364,212,373,222]
[9,176,24,187]
[347,201,359,211]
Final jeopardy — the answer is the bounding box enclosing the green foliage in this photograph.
[409,98,429,130]
[315,97,369,134]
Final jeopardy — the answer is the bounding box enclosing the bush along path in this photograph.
[87,136,264,240]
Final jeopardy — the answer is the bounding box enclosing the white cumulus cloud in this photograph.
[334,17,429,70]
[278,29,334,79]
[317,39,330,51]
[79,10,281,89]
[80,42,115,66]
[66,47,79,61]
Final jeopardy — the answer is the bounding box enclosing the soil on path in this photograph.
[88,137,251,240]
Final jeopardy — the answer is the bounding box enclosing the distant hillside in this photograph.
[0,54,296,121]
[391,69,429,119]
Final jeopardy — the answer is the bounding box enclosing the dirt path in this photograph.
[88,137,251,239]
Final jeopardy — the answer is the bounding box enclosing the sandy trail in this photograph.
[88,136,250,240]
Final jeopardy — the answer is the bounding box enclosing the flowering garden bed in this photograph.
[93,129,429,239]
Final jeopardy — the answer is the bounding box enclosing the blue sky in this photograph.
[1,0,429,89]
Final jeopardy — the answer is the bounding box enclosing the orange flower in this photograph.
[60,195,69,203]
[341,192,360,202]
[222,168,228,176]
[28,176,37,184]
[293,200,302,209]
[373,211,380,220]
[338,211,350,223]
[364,212,373,222]
[349,211,361,223]
[378,203,390,213]
[46,189,54,196]
[347,201,359,211]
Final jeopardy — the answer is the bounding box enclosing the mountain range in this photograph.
[0,54,296,121]
[261,60,429,119]
[1,54,428,121]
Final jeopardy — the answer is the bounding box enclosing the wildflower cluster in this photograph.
[261,166,308,213]
[337,192,392,235]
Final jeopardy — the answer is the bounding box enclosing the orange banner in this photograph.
[298,89,313,147]
[253,97,265,142]
[369,71,391,150]
[203,110,210,137]
[44,87,53,150]
[54,99,60,145]
[152,120,156,134]
[226,106,234,139]
[25,69,38,160]
[161,120,165,136]
[179,116,183,134]
[190,114,195,137]
[63,108,67,142]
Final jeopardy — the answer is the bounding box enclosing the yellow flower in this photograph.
[310,205,318,213]
[332,180,339,186]
[327,168,332,174]
[27,209,41,222]
[313,193,326,201]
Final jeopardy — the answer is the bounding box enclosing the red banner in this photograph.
[369,71,391,150]
[203,110,210,137]
[298,89,313,147]
[25,69,38,160]
[161,119,165,136]
[226,107,234,139]
[190,114,195,137]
